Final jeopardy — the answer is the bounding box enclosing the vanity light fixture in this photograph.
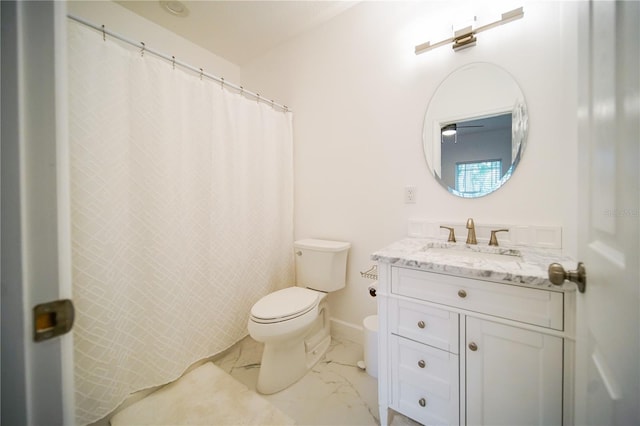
[415,7,524,55]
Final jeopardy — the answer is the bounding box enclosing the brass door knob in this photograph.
[468,342,478,351]
[418,360,426,368]
[417,320,426,329]
[548,262,587,293]
[418,398,426,407]
[458,289,467,298]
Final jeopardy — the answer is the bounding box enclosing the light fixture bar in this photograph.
[452,26,476,51]
[415,7,524,55]
[474,7,524,35]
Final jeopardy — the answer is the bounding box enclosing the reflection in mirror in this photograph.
[423,63,528,198]
[440,113,512,197]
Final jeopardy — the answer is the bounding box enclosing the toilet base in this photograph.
[256,303,330,394]
[305,334,330,369]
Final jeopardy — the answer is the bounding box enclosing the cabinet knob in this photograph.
[418,398,426,407]
[458,289,467,298]
[417,320,426,329]
[468,342,478,351]
[418,359,426,368]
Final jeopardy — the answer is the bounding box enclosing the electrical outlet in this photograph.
[404,186,416,204]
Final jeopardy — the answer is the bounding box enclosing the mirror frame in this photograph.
[422,62,528,198]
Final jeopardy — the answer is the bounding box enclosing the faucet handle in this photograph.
[489,229,509,246]
[440,226,456,243]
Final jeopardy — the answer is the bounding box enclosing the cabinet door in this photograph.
[466,317,563,426]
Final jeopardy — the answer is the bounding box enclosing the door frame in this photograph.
[1,1,74,424]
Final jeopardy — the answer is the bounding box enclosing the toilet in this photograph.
[248,238,350,394]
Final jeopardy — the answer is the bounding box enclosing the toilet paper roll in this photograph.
[368,281,378,297]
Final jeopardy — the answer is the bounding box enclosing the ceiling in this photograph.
[115,1,359,66]
[456,113,512,134]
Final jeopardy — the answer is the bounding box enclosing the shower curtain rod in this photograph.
[67,14,291,112]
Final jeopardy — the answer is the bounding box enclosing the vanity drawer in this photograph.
[391,267,564,330]
[391,336,459,426]
[391,334,458,391]
[395,381,459,426]
[389,298,459,353]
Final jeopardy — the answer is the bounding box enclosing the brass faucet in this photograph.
[489,229,509,246]
[440,225,456,242]
[466,218,477,244]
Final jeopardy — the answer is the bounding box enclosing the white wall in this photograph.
[67,1,240,82]
[241,1,579,334]
[66,0,580,339]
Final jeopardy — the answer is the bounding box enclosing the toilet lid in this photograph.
[251,287,319,321]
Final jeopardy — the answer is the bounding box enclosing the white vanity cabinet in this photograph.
[377,264,573,426]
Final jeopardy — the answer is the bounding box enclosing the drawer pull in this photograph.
[418,359,426,368]
[468,342,478,351]
[418,398,426,407]
[417,320,426,329]
[458,289,467,298]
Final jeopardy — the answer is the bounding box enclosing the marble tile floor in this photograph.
[213,335,420,426]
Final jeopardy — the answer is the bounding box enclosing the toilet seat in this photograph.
[250,287,320,324]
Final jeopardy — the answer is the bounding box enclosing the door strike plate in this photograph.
[33,299,75,342]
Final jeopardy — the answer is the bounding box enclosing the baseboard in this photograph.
[330,317,363,345]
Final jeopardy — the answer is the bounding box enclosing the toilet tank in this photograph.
[294,239,350,292]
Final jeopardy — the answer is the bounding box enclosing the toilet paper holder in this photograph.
[368,284,377,297]
[360,265,378,297]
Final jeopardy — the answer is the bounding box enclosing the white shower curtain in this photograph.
[68,21,294,425]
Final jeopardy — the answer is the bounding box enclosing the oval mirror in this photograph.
[423,63,528,198]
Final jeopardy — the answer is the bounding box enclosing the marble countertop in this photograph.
[371,238,578,292]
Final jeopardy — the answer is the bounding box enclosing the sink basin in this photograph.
[423,244,523,262]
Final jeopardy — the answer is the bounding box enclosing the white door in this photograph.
[574,1,639,425]
[465,317,563,426]
[1,1,74,424]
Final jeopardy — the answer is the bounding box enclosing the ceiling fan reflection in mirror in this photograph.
[441,123,484,142]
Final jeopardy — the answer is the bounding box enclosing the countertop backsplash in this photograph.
[407,219,563,249]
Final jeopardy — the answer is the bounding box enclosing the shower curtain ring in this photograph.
[140,42,145,57]
[221,77,224,89]
[101,25,106,41]
[271,100,275,109]
[172,56,176,70]
[256,94,260,104]
[240,86,244,95]
[199,68,203,80]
